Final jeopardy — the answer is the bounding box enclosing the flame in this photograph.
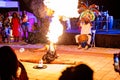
[44,0,79,43]
[46,13,63,43]
[44,0,79,18]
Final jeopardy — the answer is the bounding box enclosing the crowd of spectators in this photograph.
[0,11,29,43]
[0,46,29,80]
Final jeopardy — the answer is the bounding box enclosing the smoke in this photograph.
[44,0,79,18]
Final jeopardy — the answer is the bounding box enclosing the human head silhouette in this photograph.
[0,46,19,80]
[59,63,94,80]
[73,63,94,80]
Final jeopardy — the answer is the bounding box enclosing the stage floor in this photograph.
[0,43,120,80]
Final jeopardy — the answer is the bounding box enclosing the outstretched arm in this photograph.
[33,45,49,52]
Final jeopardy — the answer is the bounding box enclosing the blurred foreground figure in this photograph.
[0,46,28,80]
[59,63,94,80]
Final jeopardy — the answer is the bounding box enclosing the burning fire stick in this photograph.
[33,0,80,68]
[46,13,63,43]
[42,13,63,63]
[44,0,79,49]
[34,0,79,65]
[42,41,58,63]
[41,0,79,64]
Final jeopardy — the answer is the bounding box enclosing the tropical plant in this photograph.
[78,2,100,21]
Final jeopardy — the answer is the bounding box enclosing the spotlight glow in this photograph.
[44,0,79,43]
[19,48,25,53]
[44,0,79,18]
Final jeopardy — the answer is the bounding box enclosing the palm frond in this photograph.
[78,8,85,14]
[88,4,99,10]
[80,2,88,9]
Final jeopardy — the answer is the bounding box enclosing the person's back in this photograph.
[59,63,94,80]
[0,46,28,80]
[0,46,18,80]
[73,64,94,80]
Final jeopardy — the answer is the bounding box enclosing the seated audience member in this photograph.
[75,17,92,49]
[59,63,94,80]
[0,46,28,80]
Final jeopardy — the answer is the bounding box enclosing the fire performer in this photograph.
[33,41,76,65]
[42,41,58,63]
[33,41,58,63]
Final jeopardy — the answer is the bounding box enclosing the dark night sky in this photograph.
[21,0,120,19]
[87,0,119,19]
[1,0,120,19]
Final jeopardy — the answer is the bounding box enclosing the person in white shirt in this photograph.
[75,17,92,49]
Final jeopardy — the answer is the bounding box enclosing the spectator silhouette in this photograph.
[11,12,20,42]
[21,11,29,42]
[0,46,28,80]
[59,63,94,80]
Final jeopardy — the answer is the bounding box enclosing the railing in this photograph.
[92,16,113,31]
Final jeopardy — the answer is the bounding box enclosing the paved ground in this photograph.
[0,43,120,80]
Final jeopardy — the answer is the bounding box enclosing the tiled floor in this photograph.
[0,43,120,80]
